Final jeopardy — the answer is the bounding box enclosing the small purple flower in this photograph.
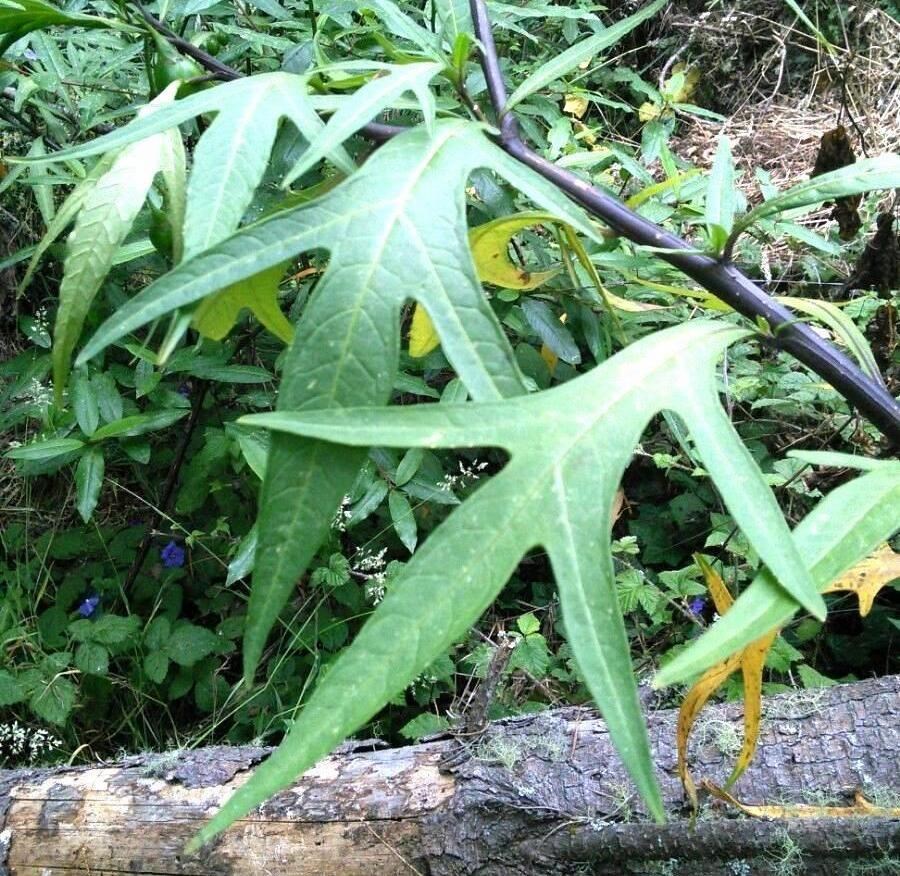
[688,596,706,617]
[177,382,192,398]
[77,593,101,618]
[161,540,186,568]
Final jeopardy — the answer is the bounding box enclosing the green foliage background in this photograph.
[0,0,897,841]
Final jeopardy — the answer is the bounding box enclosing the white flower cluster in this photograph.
[331,495,352,532]
[32,306,50,335]
[439,458,488,492]
[352,547,389,604]
[0,721,61,766]
[17,378,52,409]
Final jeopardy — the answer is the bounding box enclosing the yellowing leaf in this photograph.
[564,93,589,118]
[639,101,661,122]
[409,302,442,358]
[705,783,900,819]
[823,543,900,616]
[676,555,777,811]
[469,212,560,291]
[539,313,566,375]
[410,212,560,358]
[666,63,700,104]
[193,263,293,343]
[625,169,700,210]
[540,344,559,374]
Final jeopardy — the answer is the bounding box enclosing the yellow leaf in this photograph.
[638,101,661,122]
[564,93,589,119]
[822,543,900,616]
[704,782,900,819]
[666,63,700,104]
[193,263,293,344]
[676,556,777,810]
[625,169,700,210]
[469,212,560,291]
[540,344,558,374]
[409,303,441,358]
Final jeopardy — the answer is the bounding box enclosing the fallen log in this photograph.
[1,675,898,875]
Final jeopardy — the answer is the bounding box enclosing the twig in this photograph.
[469,0,900,445]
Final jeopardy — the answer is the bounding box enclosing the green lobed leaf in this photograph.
[282,62,442,186]
[67,120,612,703]
[200,320,819,849]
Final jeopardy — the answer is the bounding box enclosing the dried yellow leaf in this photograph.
[564,93,589,119]
[823,543,900,616]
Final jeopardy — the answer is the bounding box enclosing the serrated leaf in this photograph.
[143,651,170,684]
[505,0,666,110]
[655,465,900,687]
[165,623,222,667]
[51,86,180,398]
[75,641,109,676]
[74,446,104,522]
[29,674,76,725]
[0,670,25,706]
[216,320,821,848]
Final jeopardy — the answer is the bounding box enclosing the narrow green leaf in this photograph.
[17,155,114,296]
[388,490,418,553]
[283,62,442,186]
[90,409,188,441]
[70,370,99,436]
[732,155,900,239]
[5,437,84,461]
[777,295,885,386]
[655,466,900,687]
[226,524,258,586]
[505,0,666,110]
[521,298,581,364]
[51,88,177,398]
[705,135,735,246]
[74,447,104,522]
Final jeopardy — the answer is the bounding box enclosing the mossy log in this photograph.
[1,675,898,876]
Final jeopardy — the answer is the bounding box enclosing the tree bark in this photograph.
[1,675,898,876]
